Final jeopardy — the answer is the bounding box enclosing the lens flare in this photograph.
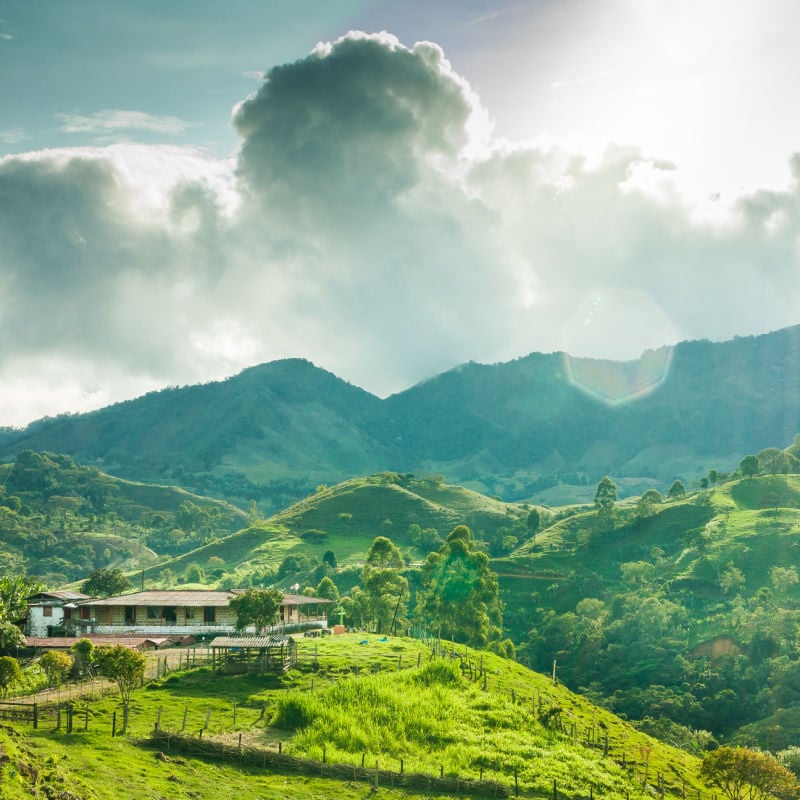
[560,289,676,405]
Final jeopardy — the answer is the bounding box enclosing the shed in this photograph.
[210,635,297,674]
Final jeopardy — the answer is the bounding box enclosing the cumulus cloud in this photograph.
[2,31,800,425]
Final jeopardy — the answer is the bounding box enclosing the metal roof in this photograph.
[210,635,294,648]
[27,590,89,603]
[78,590,239,607]
[79,590,334,607]
[280,593,335,605]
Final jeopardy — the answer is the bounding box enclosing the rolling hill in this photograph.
[2,325,800,508]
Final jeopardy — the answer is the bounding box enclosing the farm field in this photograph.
[0,635,706,800]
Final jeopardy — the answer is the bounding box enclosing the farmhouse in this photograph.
[70,589,333,636]
[26,590,90,637]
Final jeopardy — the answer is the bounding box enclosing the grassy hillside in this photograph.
[1,635,707,799]
[142,473,532,588]
[500,473,800,751]
[4,327,800,506]
[0,451,245,583]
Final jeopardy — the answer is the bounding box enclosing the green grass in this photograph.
[2,635,707,799]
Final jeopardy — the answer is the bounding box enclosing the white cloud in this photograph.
[56,109,196,135]
[2,31,800,425]
[0,128,25,144]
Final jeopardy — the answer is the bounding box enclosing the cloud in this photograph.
[0,128,25,144]
[56,109,196,135]
[2,31,800,425]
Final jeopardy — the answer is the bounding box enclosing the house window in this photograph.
[43,606,53,617]
[125,607,136,625]
[163,606,177,624]
[203,607,215,624]
[81,607,91,620]
[147,607,161,620]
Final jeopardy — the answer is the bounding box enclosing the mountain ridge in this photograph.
[3,326,800,507]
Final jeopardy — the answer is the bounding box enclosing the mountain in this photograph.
[3,326,800,507]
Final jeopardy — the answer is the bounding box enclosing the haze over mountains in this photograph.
[3,325,800,509]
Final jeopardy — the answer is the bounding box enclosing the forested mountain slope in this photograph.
[2,326,800,507]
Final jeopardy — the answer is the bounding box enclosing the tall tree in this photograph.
[416,525,502,647]
[594,476,618,532]
[667,479,686,500]
[361,536,408,634]
[229,588,283,632]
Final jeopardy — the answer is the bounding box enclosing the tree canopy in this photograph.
[594,477,618,532]
[94,644,146,733]
[361,536,408,634]
[701,746,797,800]
[81,567,131,597]
[416,525,502,647]
[229,588,283,632]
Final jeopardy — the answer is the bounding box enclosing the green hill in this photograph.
[1,635,708,800]
[498,472,800,751]
[140,472,532,587]
[0,450,245,583]
[4,326,800,506]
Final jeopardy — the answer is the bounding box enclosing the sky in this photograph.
[2,0,800,426]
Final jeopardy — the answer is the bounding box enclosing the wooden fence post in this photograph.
[32,703,38,730]
[111,711,116,737]
[553,777,557,800]
[84,704,89,731]
[181,704,188,731]
[233,701,237,727]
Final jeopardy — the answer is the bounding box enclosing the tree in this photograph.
[82,567,131,597]
[322,550,338,569]
[229,588,283,632]
[757,447,800,475]
[0,622,25,652]
[416,525,503,647]
[667,480,686,500]
[526,508,541,535]
[636,489,662,519]
[361,537,408,634]
[315,576,340,602]
[0,656,21,697]
[0,575,44,625]
[70,638,95,679]
[771,566,799,595]
[184,563,205,583]
[364,536,404,569]
[720,563,746,596]
[40,650,72,687]
[739,455,760,478]
[701,746,797,800]
[594,477,618,531]
[94,645,146,734]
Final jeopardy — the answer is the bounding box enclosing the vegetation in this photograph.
[700,747,797,800]
[416,525,502,646]
[93,644,146,733]
[6,326,800,505]
[0,451,244,582]
[0,635,710,800]
[82,566,132,596]
[230,587,284,632]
